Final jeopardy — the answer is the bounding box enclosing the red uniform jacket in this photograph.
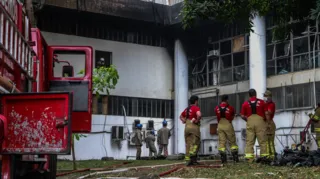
[240,97,266,118]
[264,101,276,120]
[180,105,201,123]
[215,102,235,122]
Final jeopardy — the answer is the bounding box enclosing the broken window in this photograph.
[276,42,290,57]
[232,36,245,53]
[293,53,311,71]
[221,55,232,69]
[233,52,245,66]
[220,40,231,55]
[293,37,309,55]
[276,57,291,74]
[292,22,309,38]
[267,45,275,60]
[267,60,276,76]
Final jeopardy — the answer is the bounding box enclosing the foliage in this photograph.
[181,0,316,40]
[79,65,119,97]
[73,133,87,141]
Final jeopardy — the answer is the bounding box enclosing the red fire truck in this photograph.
[0,1,93,178]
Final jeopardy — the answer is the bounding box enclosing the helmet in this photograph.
[151,130,155,135]
[136,124,142,128]
[162,120,168,126]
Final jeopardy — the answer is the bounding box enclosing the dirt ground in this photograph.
[57,160,320,179]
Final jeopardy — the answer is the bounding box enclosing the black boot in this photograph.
[191,156,200,165]
[232,150,239,162]
[220,152,227,163]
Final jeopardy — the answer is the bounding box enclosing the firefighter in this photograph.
[215,94,239,163]
[240,89,268,162]
[180,95,202,166]
[135,124,143,160]
[146,130,157,159]
[157,120,171,157]
[264,90,276,160]
[309,103,320,149]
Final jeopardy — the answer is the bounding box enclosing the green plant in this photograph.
[181,0,316,41]
[79,65,119,97]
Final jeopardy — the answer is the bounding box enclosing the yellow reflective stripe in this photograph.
[185,156,190,161]
[260,153,269,157]
[218,147,226,152]
[315,128,320,132]
[189,145,198,155]
[231,146,238,150]
[314,115,320,120]
[245,153,254,159]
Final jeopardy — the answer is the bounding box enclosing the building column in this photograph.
[249,15,267,98]
[174,39,188,154]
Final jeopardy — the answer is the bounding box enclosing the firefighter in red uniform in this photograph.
[180,95,202,166]
[215,95,239,163]
[264,90,276,160]
[241,89,268,162]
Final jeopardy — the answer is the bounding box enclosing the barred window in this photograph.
[285,83,312,109]
[199,96,218,117]
[269,87,284,110]
[93,95,174,118]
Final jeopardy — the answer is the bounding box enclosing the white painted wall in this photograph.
[42,31,173,99]
[41,32,174,160]
[59,115,174,160]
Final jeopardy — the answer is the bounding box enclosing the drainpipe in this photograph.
[249,15,266,98]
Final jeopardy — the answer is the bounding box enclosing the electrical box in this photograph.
[111,126,124,140]
[209,123,218,135]
[147,120,154,130]
[132,119,140,130]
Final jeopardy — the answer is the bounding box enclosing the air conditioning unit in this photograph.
[147,120,154,130]
[111,126,124,140]
[132,119,140,130]
[241,128,246,140]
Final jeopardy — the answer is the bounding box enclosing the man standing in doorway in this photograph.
[241,89,268,162]
[180,95,202,166]
[134,124,143,160]
[309,103,320,149]
[215,95,239,163]
[157,120,171,157]
[264,90,276,161]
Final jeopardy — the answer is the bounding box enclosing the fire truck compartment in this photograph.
[0,92,72,154]
[49,81,89,112]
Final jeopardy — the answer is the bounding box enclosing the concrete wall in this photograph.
[42,31,173,99]
[60,115,174,160]
[192,69,320,156]
[42,32,174,160]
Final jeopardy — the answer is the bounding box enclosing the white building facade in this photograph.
[37,1,320,160]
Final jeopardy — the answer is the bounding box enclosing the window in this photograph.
[53,50,86,78]
[285,83,312,109]
[269,87,283,110]
[95,95,173,118]
[199,96,217,117]
[95,50,112,68]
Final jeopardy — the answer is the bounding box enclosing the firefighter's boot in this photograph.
[191,155,200,165]
[220,152,227,163]
[232,150,239,162]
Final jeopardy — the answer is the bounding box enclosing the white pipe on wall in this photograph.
[249,15,267,98]
[174,39,188,154]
